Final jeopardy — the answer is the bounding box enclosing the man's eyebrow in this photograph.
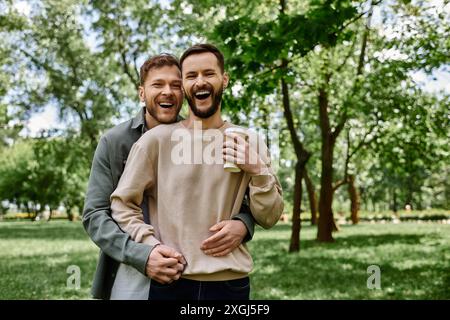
[184,69,216,76]
[151,78,180,83]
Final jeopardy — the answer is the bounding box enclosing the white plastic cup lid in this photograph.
[224,127,248,135]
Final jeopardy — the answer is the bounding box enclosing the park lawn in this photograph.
[0,220,448,299]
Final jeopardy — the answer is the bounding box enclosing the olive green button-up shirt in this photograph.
[82,108,255,299]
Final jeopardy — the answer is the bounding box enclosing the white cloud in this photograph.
[22,105,64,137]
[411,69,450,94]
[13,0,31,16]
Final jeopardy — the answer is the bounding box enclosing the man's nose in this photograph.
[195,75,206,86]
[161,84,174,96]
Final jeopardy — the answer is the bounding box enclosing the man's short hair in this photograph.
[180,43,225,73]
[139,54,181,85]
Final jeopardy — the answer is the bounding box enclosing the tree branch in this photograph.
[331,113,347,142]
[339,0,382,32]
[281,59,310,163]
[356,2,374,76]
[335,35,357,74]
[117,24,139,90]
[333,179,348,192]
[255,60,291,79]
[348,122,378,160]
[332,1,374,142]
[333,128,351,191]
[132,50,140,84]
[20,49,50,71]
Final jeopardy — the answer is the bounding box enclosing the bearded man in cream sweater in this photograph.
[111,43,284,300]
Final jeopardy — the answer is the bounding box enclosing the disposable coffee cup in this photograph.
[224,127,248,173]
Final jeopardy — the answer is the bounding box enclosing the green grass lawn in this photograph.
[0,221,448,299]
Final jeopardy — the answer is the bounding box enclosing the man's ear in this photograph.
[138,85,145,102]
[223,72,229,89]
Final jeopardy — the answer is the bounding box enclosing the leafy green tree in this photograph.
[1,0,194,215]
[204,0,359,249]
[0,136,89,220]
[0,140,37,218]
[1,0,448,231]
[184,0,448,244]
[0,9,28,145]
[367,91,449,211]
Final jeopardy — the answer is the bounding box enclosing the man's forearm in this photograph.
[232,198,255,242]
[82,207,152,275]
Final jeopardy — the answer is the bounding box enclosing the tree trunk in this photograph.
[331,211,340,232]
[317,87,336,242]
[392,188,398,213]
[32,203,39,221]
[360,187,366,211]
[67,207,74,221]
[280,68,311,252]
[416,192,423,210]
[289,163,304,252]
[318,145,335,242]
[406,174,413,210]
[25,204,32,220]
[347,174,360,224]
[304,169,318,225]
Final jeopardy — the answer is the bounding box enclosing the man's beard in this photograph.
[186,84,223,119]
[144,98,179,124]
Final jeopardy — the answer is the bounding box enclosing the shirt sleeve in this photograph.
[232,193,255,242]
[82,135,152,276]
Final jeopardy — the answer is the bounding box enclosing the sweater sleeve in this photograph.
[248,134,284,229]
[111,142,161,247]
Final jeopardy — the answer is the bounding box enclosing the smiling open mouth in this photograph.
[194,90,211,100]
[159,102,174,109]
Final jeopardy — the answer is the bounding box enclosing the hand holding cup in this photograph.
[222,128,268,175]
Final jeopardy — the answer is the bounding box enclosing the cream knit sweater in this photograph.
[111,121,283,281]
